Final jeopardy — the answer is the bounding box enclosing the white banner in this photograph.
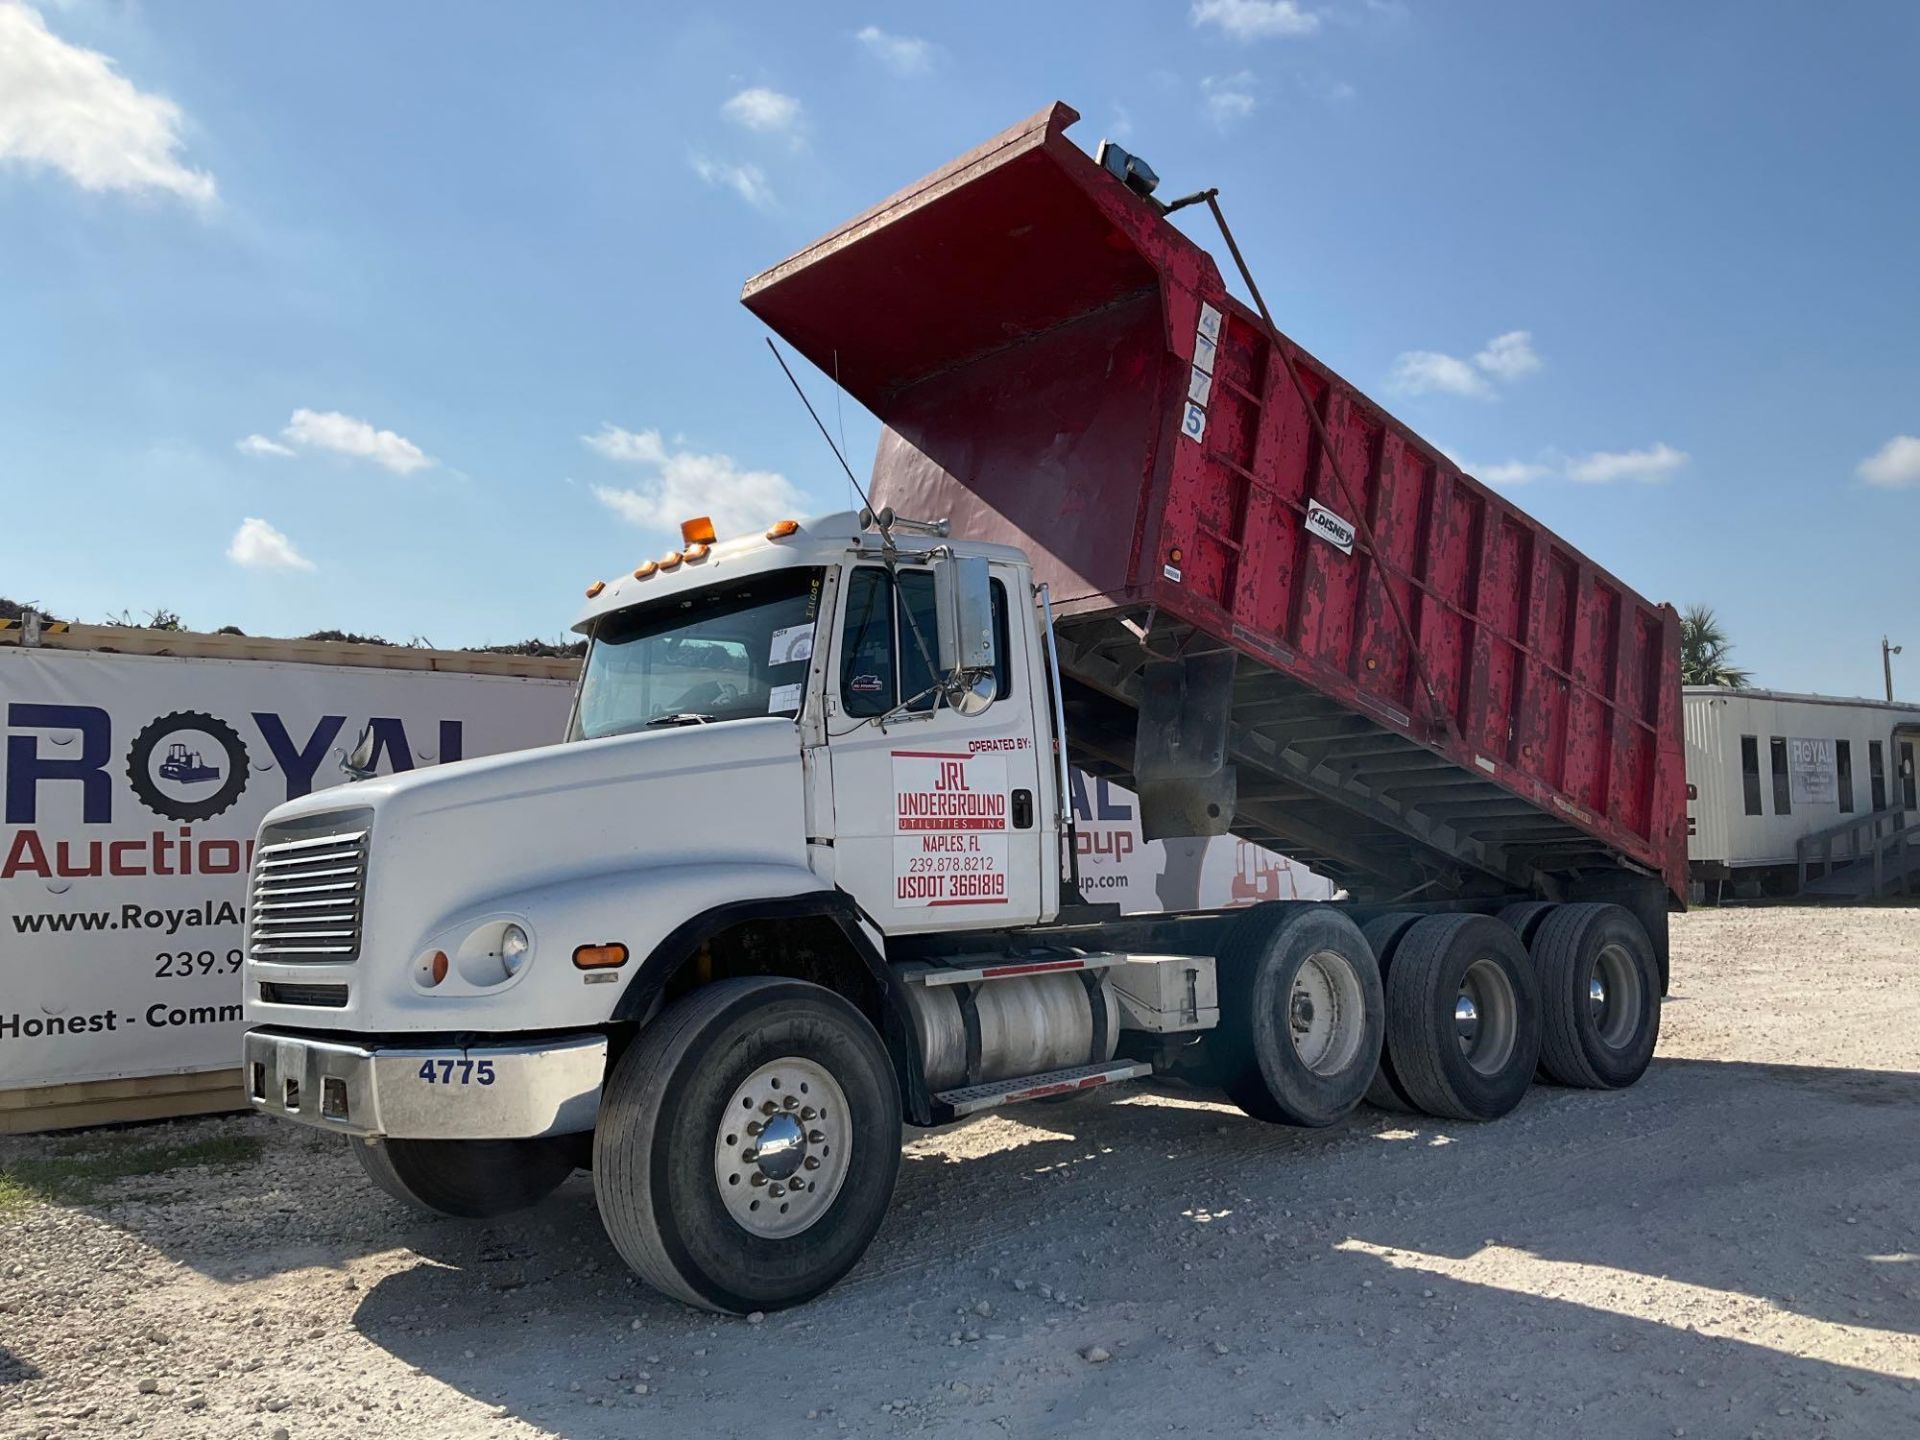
[0,650,574,1090]
[1069,771,1333,912]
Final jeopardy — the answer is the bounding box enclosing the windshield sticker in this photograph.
[850,673,885,694]
[767,682,803,713]
[891,750,1009,906]
[769,623,815,666]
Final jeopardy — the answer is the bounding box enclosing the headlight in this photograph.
[501,923,531,976]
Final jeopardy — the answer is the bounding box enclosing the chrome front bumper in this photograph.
[243,1029,606,1140]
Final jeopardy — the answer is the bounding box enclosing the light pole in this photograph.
[1885,636,1903,702]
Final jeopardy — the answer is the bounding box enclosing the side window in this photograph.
[839,567,1017,717]
[897,570,941,714]
[1739,736,1762,816]
[1870,740,1887,811]
[990,580,1013,699]
[1903,741,1917,812]
[1837,740,1854,814]
[840,568,895,717]
[1769,736,1791,815]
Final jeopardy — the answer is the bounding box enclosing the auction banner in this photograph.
[0,650,574,1090]
[1069,771,1333,912]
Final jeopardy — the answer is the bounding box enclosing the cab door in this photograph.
[824,559,1046,933]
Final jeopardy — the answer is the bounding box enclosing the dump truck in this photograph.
[241,103,1686,1314]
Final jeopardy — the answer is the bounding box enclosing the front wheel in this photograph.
[352,1134,580,1218]
[593,977,902,1313]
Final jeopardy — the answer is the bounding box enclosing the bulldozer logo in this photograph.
[125,711,251,822]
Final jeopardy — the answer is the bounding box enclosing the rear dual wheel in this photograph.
[1529,903,1661,1089]
[1378,914,1541,1122]
[1212,906,1385,1128]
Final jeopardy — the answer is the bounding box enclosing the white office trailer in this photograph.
[1683,687,1920,899]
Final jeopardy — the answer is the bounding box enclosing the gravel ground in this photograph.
[2,905,1917,1439]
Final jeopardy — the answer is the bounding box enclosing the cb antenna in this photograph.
[765,337,886,535]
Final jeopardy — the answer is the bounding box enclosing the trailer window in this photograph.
[1740,736,1762,816]
[839,566,1012,718]
[1869,741,1886,810]
[1903,741,1917,811]
[1769,737,1791,815]
[1834,740,1854,813]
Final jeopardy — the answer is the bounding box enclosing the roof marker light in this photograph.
[585,580,606,598]
[633,560,657,579]
[659,550,683,571]
[680,516,717,546]
[766,519,800,539]
[684,541,709,562]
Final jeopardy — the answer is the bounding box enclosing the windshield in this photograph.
[571,568,824,740]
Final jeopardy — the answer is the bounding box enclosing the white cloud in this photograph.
[1474,459,1555,487]
[1191,0,1321,42]
[1474,330,1542,381]
[1202,73,1258,128]
[1390,330,1545,400]
[280,408,434,474]
[0,2,215,205]
[1565,442,1688,485]
[691,154,774,210]
[236,433,294,459]
[1857,435,1920,490]
[584,424,806,535]
[227,517,314,573]
[722,87,802,138]
[1389,350,1493,399]
[855,25,932,74]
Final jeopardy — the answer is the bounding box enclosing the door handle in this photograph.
[1011,789,1033,829]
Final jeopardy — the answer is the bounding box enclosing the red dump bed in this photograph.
[745,103,1687,905]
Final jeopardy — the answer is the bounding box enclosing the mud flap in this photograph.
[1134,651,1236,840]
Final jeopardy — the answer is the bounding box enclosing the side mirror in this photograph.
[932,554,997,717]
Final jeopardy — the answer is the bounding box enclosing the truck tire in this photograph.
[1212,906,1384,1128]
[352,1135,579,1219]
[592,977,901,1313]
[1529,902,1661,1089]
[1496,900,1555,947]
[1384,914,1540,1122]
[1360,912,1422,1112]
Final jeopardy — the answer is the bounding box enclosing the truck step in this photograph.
[911,953,1121,988]
[936,1060,1151,1117]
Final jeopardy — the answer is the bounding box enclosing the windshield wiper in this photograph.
[645,712,716,728]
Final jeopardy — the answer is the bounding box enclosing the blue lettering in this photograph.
[5,704,112,824]
[252,714,346,800]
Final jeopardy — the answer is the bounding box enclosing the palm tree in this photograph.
[1680,605,1752,688]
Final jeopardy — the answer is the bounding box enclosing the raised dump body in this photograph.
[745,102,1686,911]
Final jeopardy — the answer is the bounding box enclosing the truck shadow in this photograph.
[331,1051,1919,1437]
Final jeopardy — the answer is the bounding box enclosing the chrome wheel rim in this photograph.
[1589,942,1643,1049]
[1289,949,1368,1077]
[1457,958,1517,1077]
[713,1056,851,1240]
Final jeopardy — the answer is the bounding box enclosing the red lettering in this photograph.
[2,829,50,879]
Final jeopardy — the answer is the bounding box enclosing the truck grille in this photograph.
[258,981,350,1008]
[249,808,372,964]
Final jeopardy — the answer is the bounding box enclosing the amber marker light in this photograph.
[428,950,449,985]
[633,560,658,579]
[659,550,683,571]
[585,580,606,598]
[572,942,629,970]
[766,519,800,539]
[684,541,710,562]
[680,515,717,546]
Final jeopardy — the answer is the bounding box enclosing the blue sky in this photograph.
[2,1,1916,696]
